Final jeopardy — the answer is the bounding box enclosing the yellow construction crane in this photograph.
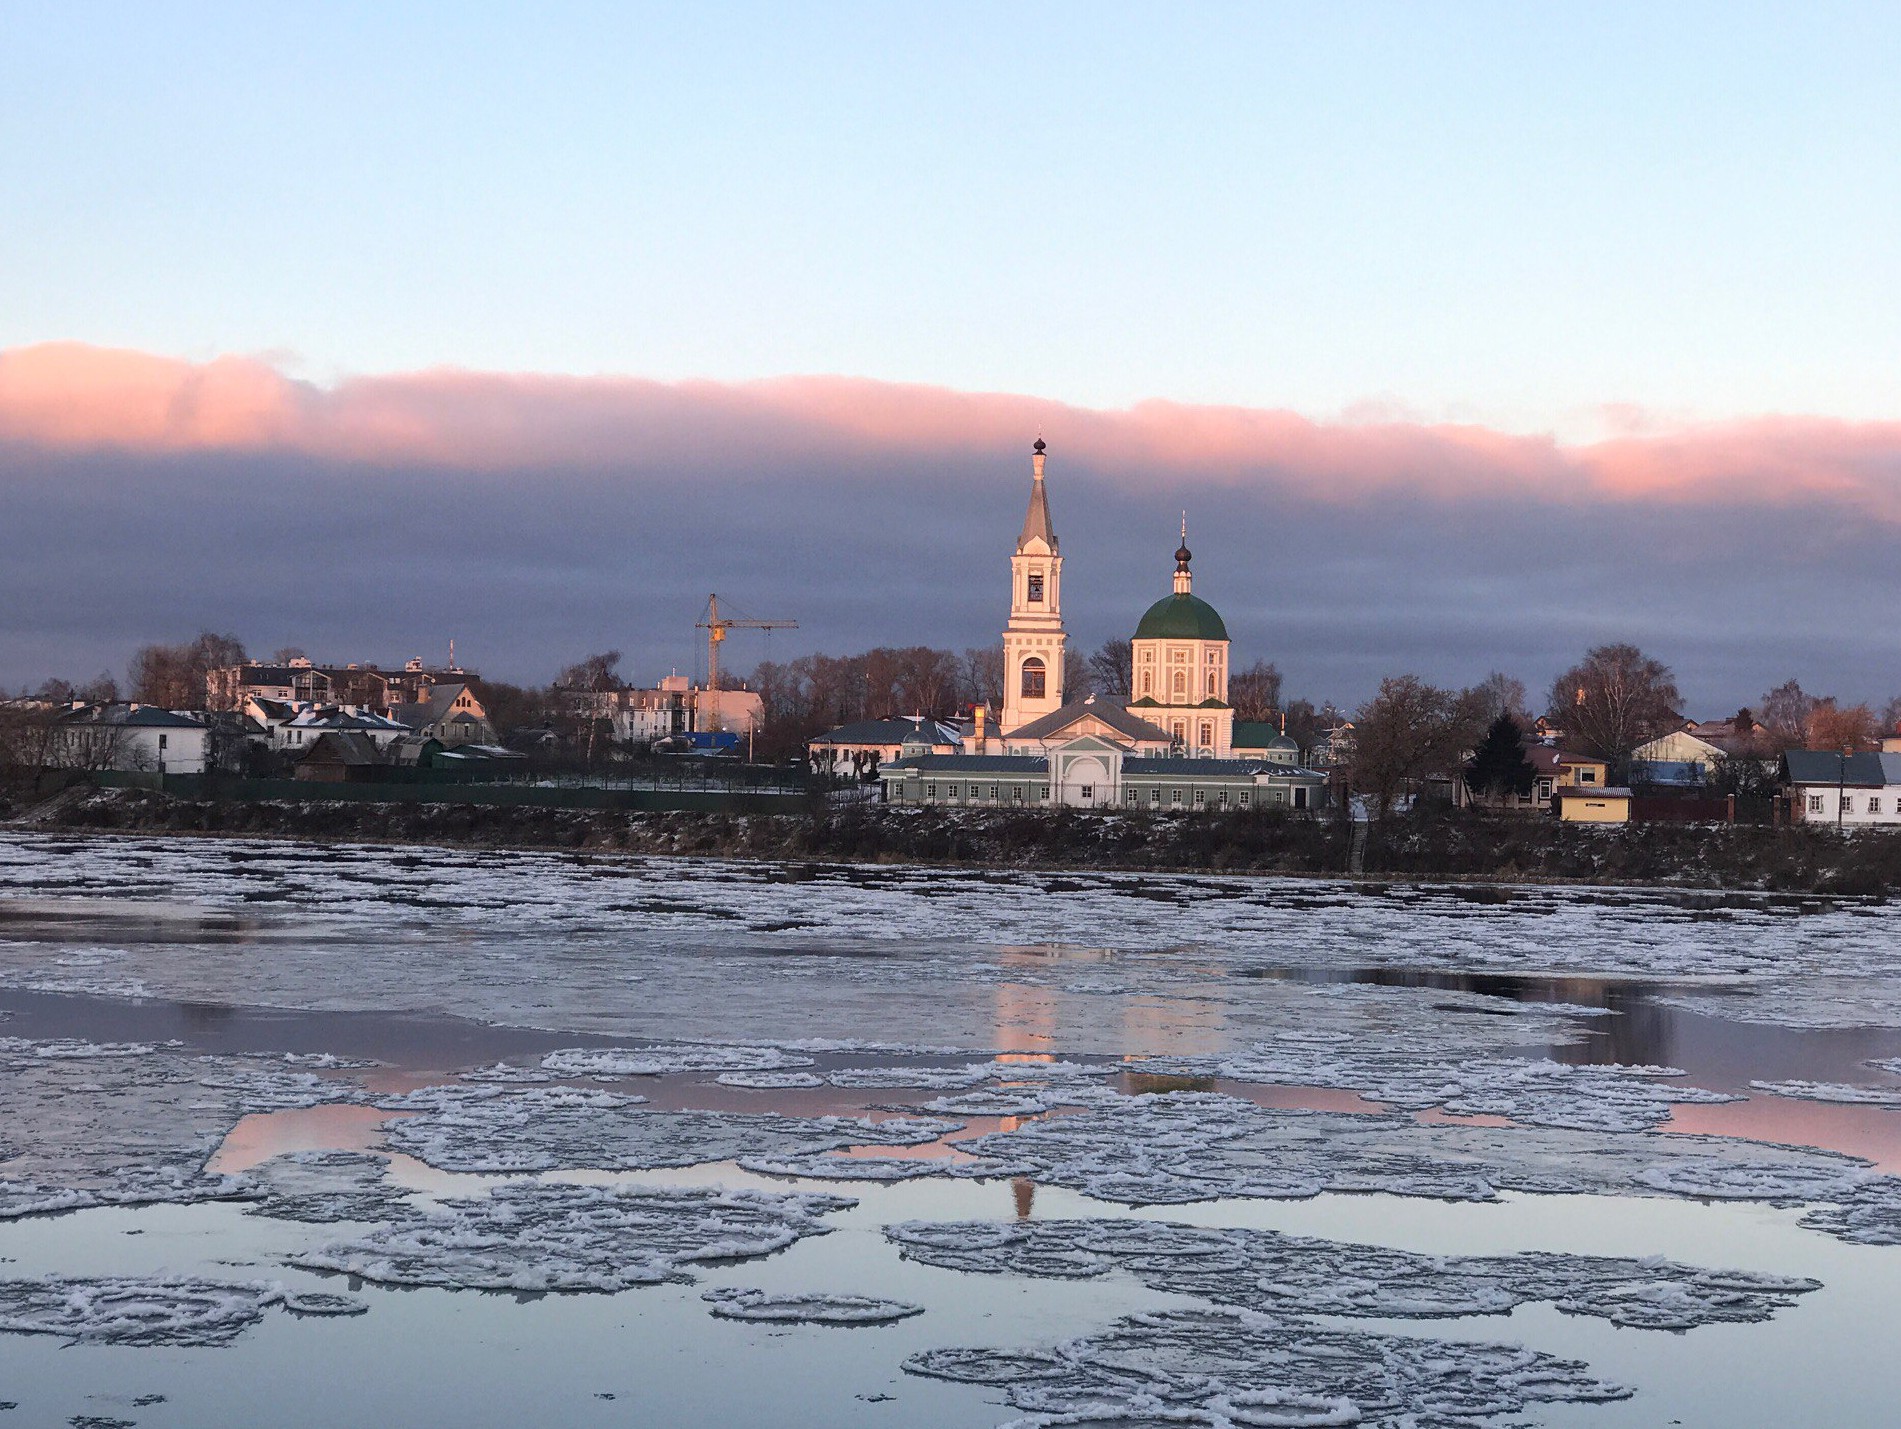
[696,594,797,732]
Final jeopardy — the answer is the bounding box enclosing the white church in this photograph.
[877,440,1329,813]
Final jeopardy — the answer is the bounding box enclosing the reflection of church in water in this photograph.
[881,441,1329,812]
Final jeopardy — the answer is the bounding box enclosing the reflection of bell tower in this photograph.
[1000,439,1067,737]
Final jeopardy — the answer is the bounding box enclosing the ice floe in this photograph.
[1748,1079,1901,1106]
[0,1036,368,1220]
[0,1275,362,1346]
[885,1218,1819,1330]
[376,1084,959,1174]
[700,1287,924,1325]
[13,833,1901,1046]
[954,1089,1896,1237]
[539,1044,817,1078]
[717,1070,826,1089]
[295,1182,853,1292]
[239,1150,418,1224]
[907,1306,1630,1429]
[1800,1176,1901,1244]
[1134,1028,1738,1132]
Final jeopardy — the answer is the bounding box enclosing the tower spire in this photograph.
[1018,438,1057,552]
[1174,515,1193,594]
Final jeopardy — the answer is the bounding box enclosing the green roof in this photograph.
[1134,592,1229,642]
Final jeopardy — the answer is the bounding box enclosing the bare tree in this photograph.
[1086,640,1133,699]
[555,651,625,693]
[890,646,963,716]
[1882,696,1901,740]
[130,631,247,709]
[1546,645,1681,774]
[1228,660,1284,722]
[1063,647,1092,702]
[1469,671,1530,724]
[962,647,1003,711]
[1759,680,1819,750]
[1350,676,1488,816]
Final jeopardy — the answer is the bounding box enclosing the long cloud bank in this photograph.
[7,342,1901,516]
[1,342,1897,708]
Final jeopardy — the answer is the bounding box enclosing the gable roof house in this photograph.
[1783,750,1901,826]
[391,684,495,747]
[50,703,209,775]
[293,731,389,782]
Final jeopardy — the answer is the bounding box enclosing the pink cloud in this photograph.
[5,341,1900,518]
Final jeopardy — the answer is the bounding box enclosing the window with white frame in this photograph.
[1809,794,1824,812]
[1871,798,1883,815]
[1171,789,1183,804]
[1150,788,1161,805]
[1239,791,1251,806]
[1194,790,1205,806]
[1079,785,1094,800]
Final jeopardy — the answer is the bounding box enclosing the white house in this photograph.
[1784,750,1901,826]
[50,704,209,775]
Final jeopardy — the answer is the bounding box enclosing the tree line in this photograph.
[9,632,1900,798]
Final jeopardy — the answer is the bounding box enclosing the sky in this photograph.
[3,4,1899,711]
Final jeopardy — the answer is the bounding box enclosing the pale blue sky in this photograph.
[4,2,1897,434]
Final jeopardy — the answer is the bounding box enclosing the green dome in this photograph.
[1134,592,1229,642]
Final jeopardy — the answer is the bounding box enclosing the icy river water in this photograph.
[3,832,1901,1427]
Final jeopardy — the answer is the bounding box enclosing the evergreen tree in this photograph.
[1465,714,1535,808]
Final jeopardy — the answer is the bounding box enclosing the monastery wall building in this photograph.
[877,441,1328,813]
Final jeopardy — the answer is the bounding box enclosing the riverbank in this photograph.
[8,783,1901,893]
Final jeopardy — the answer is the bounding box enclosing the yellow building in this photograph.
[1555,786,1632,823]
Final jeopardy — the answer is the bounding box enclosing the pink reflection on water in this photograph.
[206,1103,407,1175]
[1667,1096,1901,1173]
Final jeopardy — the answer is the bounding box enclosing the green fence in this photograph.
[92,770,814,815]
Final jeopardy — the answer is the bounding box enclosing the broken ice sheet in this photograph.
[295,1182,854,1292]
[885,1219,1819,1331]
[238,1150,418,1224]
[1799,1175,1901,1244]
[1133,1026,1737,1133]
[0,1037,370,1219]
[907,1306,1631,1429]
[376,1084,960,1173]
[1748,1079,1901,1106]
[717,1070,826,1089]
[700,1287,924,1325]
[959,1088,1898,1239]
[0,1275,363,1347]
[538,1044,817,1078]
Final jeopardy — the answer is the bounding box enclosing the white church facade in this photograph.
[877,441,1328,813]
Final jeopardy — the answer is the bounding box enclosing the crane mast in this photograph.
[695,594,797,734]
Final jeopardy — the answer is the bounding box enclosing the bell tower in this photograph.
[1000,438,1066,736]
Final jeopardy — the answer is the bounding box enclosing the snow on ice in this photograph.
[375,1083,960,1174]
[700,1287,924,1325]
[885,1218,1819,1331]
[906,1306,1630,1429]
[295,1182,854,1292]
[0,1275,362,1347]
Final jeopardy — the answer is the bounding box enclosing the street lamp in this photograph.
[1838,746,1852,829]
